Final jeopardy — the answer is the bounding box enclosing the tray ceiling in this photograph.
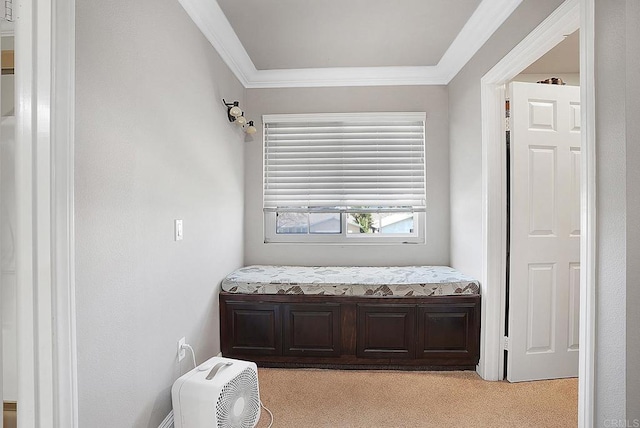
[217,0,481,70]
[178,0,524,88]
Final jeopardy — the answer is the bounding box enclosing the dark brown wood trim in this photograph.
[3,401,17,412]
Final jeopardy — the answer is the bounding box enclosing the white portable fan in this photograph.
[172,356,261,428]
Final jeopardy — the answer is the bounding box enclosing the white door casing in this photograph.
[15,0,78,425]
[507,82,581,382]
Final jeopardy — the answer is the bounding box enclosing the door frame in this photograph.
[479,0,595,425]
[15,0,77,426]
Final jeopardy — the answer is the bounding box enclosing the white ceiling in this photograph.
[178,0,524,88]
[216,0,482,70]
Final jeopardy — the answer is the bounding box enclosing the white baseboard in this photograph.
[158,410,174,428]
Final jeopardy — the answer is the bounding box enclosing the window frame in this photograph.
[262,112,427,245]
[264,211,425,244]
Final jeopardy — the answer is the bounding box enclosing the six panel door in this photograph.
[508,82,581,381]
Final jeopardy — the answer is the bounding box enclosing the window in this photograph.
[263,112,426,244]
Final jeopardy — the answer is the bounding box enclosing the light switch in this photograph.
[175,219,183,241]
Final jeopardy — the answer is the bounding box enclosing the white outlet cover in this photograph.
[178,337,186,361]
[175,220,183,241]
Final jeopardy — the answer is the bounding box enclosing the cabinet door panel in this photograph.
[283,304,341,357]
[416,304,478,360]
[224,302,281,356]
[356,304,416,359]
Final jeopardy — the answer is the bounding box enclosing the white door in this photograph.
[507,82,581,382]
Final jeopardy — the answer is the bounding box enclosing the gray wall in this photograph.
[594,1,626,421]
[595,0,640,423]
[625,2,640,420]
[244,86,450,267]
[448,0,564,280]
[75,0,245,426]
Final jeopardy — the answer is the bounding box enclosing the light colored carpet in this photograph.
[254,369,577,428]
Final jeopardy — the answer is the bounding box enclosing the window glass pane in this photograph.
[376,213,415,234]
[347,212,415,234]
[309,213,341,234]
[276,212,308,234]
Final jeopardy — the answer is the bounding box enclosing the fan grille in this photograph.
[215,367,260,428]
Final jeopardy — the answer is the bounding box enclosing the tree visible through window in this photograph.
[352,213,372,233]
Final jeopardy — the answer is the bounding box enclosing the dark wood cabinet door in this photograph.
[356,304,416,359]
[283,304,341,357]
[416,303,479,360]
[223,302,282,356]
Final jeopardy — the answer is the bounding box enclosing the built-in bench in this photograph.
[219,266,481,370]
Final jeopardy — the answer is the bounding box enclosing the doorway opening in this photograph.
[504,30,581,382]
[479,0,595,424]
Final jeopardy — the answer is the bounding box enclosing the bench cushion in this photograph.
[221,265,480,297]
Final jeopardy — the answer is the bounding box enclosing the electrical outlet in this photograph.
[175,219,183,241]
[178,337,186,361]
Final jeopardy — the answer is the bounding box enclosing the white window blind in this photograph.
[263,113,426,213]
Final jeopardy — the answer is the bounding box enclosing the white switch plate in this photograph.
[175,219,183,241]
[178,337,186,361]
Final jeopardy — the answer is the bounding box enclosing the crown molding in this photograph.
[438,0,524,82]
[178,0,523,88]
[245,66,449,88]
[177,0,254,87]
